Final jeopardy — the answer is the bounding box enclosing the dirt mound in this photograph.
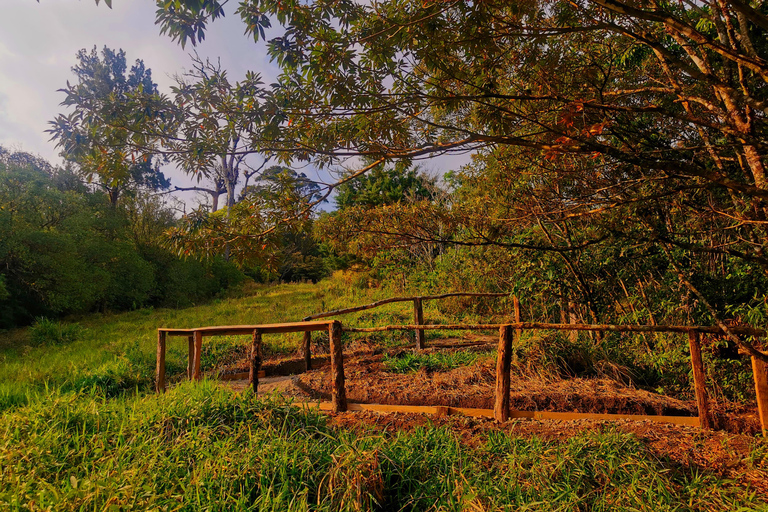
[219,349,762,434]
[291,354,696,416]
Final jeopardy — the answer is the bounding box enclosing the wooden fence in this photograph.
[156,305,768,435]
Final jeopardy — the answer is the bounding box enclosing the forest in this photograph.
[2,0,768,510]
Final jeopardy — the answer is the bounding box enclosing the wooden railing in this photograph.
[156,311,768,435]
[302,292,514,349]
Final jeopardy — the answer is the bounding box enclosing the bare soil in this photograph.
[219,343,762,435]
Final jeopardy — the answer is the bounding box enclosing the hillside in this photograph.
[1,278,767,510]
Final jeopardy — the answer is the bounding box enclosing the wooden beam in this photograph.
[155,330,166,393]
[249,329,262,393]
[295,402,700,426]
[414,298,425,350]
[342,322,767,338]
[187,335,194,380]
[688,331,712,429]
[329,320,347,412]
[193,331,203,381]
[753,355,768,436]
[160,320,333,337]
[494,325,513,421]
[303,331,312,371]
[220,370,265,381]
[302,292,509,321]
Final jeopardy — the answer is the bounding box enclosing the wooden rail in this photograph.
[342,322,767,337]
[156,321,336,395]
[155,307,768,434]
[303,292,510,350]
[298,402,701,427]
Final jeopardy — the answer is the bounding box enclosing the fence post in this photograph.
[753,354,768,436]
[193,331,203,381]
[414,297,425,350]
[187,334,194,380]
[249,328,263,393]
[155,330,166,393]
[688,331,712,429]
[303,331,312,371]
[494,325,513,422]
[329,320,347,412]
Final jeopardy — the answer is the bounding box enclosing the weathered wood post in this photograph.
[303,331,312,371]
[688,331,712,429]
[187,334,194,380]
[494,325,513,422]
[249,328,263,393]
[752,353,768,436]
[513,295,521,325]
[155,330,167,393]
[193,330,203,382]
[568,301,578,343]
[329,320,347,412]
[414,297,425,350]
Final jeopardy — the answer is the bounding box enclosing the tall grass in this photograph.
[0,383,761,511]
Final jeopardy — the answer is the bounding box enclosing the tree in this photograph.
[167,56,270,212]
[48,46,170,206]
[334,160,436,209]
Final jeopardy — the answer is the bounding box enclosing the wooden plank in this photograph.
[753,355,768,436]
[688,331,712,429]
[302,292,509,321]
[329,320,347,412]
[494,325,513,421]
[293,402,699,426]
[249,329,263,393]
[220,370,265,381]
[193,331,203,381]
[531,411,700,426]
[155,330,166,393]
[187,335,194,380]
[343,322,767,338]
[160,321,333,337]
[414,298,425,350]
[303,331,312,371]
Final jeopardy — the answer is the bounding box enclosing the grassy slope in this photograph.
[0,278,766,511]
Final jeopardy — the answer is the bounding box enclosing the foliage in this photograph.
[0,147,244,328]
[28,318,83,346]
[48,46,170,206]
[0,383,762,511]
[383,349,488,374]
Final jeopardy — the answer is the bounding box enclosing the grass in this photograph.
[383,349,490,373]
[0,382,763,511]
[1,275,767,509]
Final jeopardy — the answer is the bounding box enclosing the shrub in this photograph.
[28,317,83,346]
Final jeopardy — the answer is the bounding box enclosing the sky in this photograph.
[0,0,466,208]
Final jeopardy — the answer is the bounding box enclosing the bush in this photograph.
[28,317,83,346]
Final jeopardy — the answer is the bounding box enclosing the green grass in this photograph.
[383,349,490,373]
[1,277,766,510]
[0,382,763,511]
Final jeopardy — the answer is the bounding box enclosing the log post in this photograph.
[303,331,312,371]
[249,329,263,393]
[414,297,425,350]
[494,325,513,422]
[193,331,203,382]
[688,331,712,429]
[187,335,194,380]
[752,354,768,436]
[513,295,521,325]
[568,301,578,342]
[155,330,166,393]
[329,320,347,412]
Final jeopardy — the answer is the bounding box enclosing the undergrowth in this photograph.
[0,383,762,511]
[383,350,489,373]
